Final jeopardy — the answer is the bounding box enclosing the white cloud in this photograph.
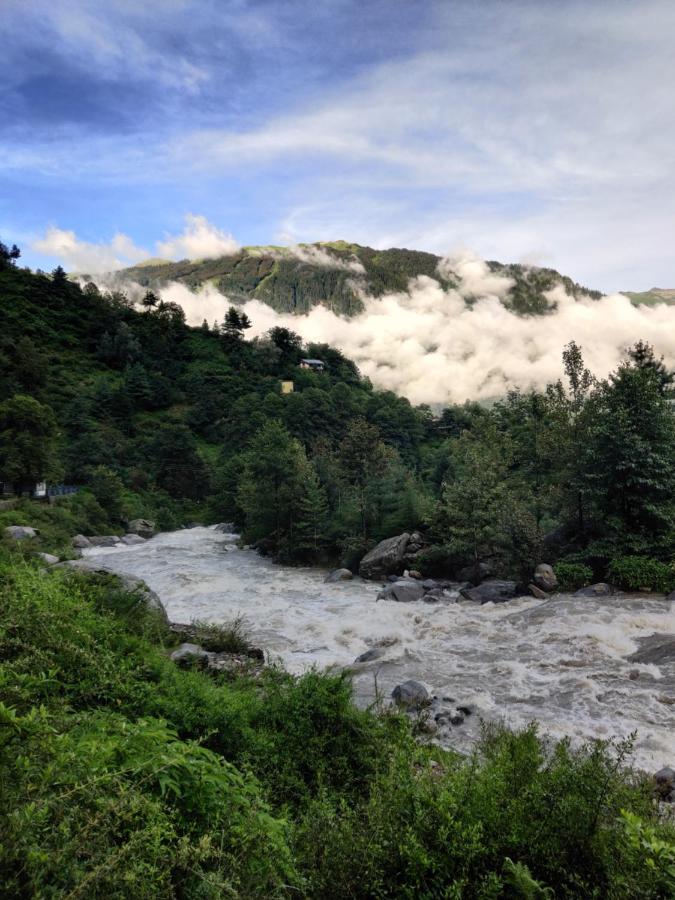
[156,214,239,261]
[32,226,148,272]
[281,244,365,274]
[33,215,239,272]
[146,250,675,406]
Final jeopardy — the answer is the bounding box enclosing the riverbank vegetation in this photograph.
[1,552,673,897]
[2,246,674,587]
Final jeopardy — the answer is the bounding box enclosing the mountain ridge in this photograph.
[109,242,604,318]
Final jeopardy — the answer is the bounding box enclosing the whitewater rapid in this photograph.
[84,526,675,770]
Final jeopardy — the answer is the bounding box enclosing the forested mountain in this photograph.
[114,241,603,317]
[2,240,675,588]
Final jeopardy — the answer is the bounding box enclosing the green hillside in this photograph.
[114,242,603,317]
[2,242,674,577]
[623,287,675,307]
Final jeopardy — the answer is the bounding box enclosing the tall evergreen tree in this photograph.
[586,347,675,554]
[0,394,61,492]
[293,460,330,559]
[236,421,307,555]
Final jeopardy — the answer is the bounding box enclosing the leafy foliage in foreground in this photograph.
[0,553,673,897]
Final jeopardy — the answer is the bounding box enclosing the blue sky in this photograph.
[2,0,674,291]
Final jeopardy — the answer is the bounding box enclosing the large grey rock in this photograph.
[37,552,59,565]
[392,680,430,708]
[72,534,91,548]
[324,568,353,583]
[170,643,210,669]
[627,634,675,665]
[529,583,550,600]
[654,767,675,799]
[423,588,456,603]
[378,580,425,603]
[127,518,156,539]
[458,560,495,584]
[575,582,612,597]
[533,563,558,592]
[359,533,410,580]
[354,647,386,664]
[666,591,675,603]
[55,560,169,626]
[422,579,439,591]
[4,525,38,541]
[460,580,518,604]
[120,533,146,546]
[214,522,235,533]
[87,535,121,547]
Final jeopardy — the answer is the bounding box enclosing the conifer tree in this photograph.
[294,460,330,558]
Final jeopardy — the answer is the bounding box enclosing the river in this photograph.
[84,526,675,771]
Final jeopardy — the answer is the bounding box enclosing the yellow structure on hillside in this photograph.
[281,381,294,394]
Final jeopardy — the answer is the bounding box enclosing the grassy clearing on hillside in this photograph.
[0,550,673,897]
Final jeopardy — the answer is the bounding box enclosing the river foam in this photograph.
[84,526,675,770]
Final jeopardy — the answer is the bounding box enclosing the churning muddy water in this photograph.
[85,526,675,771]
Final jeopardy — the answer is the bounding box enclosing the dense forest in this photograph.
[1,240,675,896]
[1,240,675,590]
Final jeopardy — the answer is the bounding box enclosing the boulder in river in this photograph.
[170,643,210,669]
[533,563,558,592]
[354,647,386,664]
[460,580,518,604]
[529,583,550,600]
[120,534,146,546]
[626,634,675,665]
[214,522,235,533]
[392,680,430,708]
[574,582,612,597]
[324,568,353,583]
[127,518,156,539]
[72,534,91,548]
[359,533,410,580]
[666,591,675,603]
[87,535,122,547]
[378,580,425,603]
[4,525,38,541]
[457,559,496,584]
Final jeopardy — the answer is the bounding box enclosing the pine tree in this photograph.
[586,347,675,554]
[293,461,330,559]
[236,421,307,555]
[142,290,159,310]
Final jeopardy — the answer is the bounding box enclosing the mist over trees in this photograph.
[1,246,674,585]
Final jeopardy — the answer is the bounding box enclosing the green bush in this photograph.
[554,561,594,592]
[1,551,674,897]
[607,556,675,593]
[296,725,666,898]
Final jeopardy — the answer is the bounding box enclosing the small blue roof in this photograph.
[300,358,324,365]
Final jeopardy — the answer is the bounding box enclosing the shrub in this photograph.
[187,616,255,654]
[554,561,593,592]
[607,556,675,593]
[415,543,461,577]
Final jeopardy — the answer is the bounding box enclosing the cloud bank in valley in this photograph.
[146,251,675,407]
